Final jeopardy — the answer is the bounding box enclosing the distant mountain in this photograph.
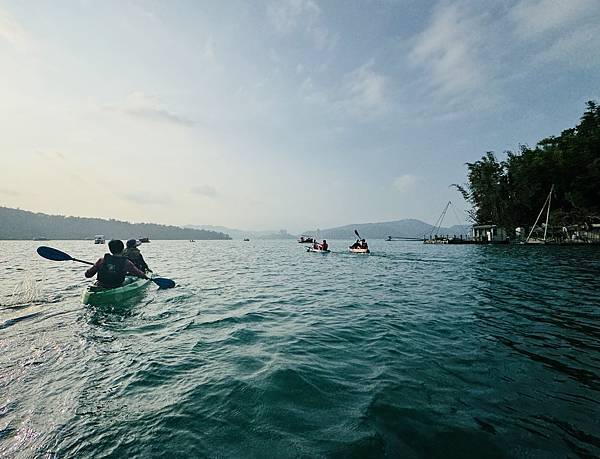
[186,225,296,240]
[0,207,231,240]
[304,219,470,240]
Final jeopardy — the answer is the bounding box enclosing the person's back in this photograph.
[86,239,147,288]
[321,240,328,251]
[361,239,368,249]
[97,252,129,288]
[123,239,150,272]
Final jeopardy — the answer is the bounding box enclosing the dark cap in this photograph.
[126,239,141,248]
[108,239,124,254]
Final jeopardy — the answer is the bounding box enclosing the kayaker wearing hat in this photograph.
[123,239,151,273]
[85,239,148,288]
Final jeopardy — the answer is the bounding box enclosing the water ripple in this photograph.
[0,240,598,457]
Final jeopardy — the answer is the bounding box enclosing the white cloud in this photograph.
[204,35,215,61]
[509,0,600,69]
[0,188,21,196]
[535,22,600,68]
[105,92,193,126]
[36,151,66,161]
[343,63,389,117]
[511,0,599,38]
[190,185,218,198]
[0,7,31,51]
[393,175,420,193]
[117,191,172,206]
[410,2,486,98]
[266,0,336,50]
[298,63,389,120]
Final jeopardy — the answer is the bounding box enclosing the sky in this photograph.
[0,0,599,233]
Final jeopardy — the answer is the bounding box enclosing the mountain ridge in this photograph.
[0,207,231,240]
[185,225,296,240]
[303,219,470,240]
[187,219,471,240]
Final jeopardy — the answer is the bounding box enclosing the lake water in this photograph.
[1,240,599,458]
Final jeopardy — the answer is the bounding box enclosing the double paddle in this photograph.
[37,246,176,289]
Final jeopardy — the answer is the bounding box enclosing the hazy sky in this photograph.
[1,0,599,233]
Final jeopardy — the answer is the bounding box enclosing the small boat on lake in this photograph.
[298,235,315,244]
[94,235,105,244]
[349,229,369,253]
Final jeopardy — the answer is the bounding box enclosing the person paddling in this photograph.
[320,239,328,251]
[85,239,148,288]
[123,239,152,273]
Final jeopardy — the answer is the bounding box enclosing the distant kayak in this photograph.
[82,275,152,305]
[307,247,330,253]
[349,247,370,254]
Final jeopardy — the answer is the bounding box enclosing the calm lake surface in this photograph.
[1,240,599,458]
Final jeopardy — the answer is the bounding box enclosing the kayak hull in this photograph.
[349,247,370,253]
[82,276,152,305]
[307,248,330,253]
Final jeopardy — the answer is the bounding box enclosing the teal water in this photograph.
[1,240,599,458]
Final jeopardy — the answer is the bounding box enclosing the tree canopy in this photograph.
[455,101,600,230]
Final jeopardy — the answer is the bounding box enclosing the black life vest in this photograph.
[97,254,127,288]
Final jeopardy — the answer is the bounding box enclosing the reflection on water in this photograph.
[1,240,599,458]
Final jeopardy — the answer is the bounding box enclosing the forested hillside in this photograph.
[0,207,231,240]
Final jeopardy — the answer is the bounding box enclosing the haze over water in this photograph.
[1,240,599,458]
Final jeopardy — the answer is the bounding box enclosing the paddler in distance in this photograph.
[320,240,328,251]
[85,239,149,288]
[123,238,152,273]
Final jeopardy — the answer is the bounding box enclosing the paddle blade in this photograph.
[354,229,360,239]
[152,277,176,289]
[37,246,73,262]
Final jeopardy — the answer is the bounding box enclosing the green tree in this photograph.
[456,101,600,230]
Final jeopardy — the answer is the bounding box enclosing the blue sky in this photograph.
[0,0,598,233]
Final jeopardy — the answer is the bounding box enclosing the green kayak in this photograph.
[81,275,152,305]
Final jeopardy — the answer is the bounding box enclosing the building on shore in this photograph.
[471,225,509,244]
